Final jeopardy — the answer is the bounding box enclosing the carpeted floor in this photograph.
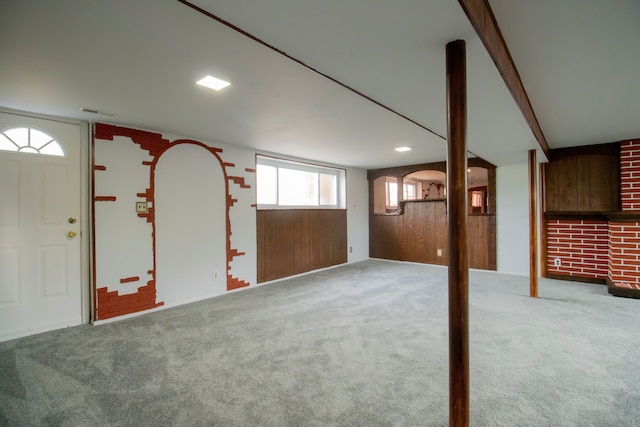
[1,259,638,426]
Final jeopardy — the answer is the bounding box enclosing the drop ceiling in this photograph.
[0,0,638,170]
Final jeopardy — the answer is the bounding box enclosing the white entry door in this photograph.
[0,112,82,341]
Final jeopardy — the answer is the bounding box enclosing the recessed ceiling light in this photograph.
[395,146,411,152]
[196,75,231,91]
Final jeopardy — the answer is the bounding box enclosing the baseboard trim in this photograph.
[547,273,606,285]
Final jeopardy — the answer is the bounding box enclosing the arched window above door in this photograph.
[0,127,65,156]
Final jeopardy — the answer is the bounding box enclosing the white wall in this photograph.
[93,135,161,299]
[154,144,227,304]
[93,123,368,321]
[496,163,529,275]
[93,125,256,320]
[346,167,369,263]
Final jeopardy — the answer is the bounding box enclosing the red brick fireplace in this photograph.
[546,139,640,297]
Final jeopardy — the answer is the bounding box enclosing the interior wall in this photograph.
[346,167,369,262]
[93,123,256,321]
[257,210,348,282]
[154,143,227,305]
[496,163,529,275]
[93,123,368,322]
[372,176,386,213]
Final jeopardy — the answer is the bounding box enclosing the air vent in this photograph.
[81,107,115,117]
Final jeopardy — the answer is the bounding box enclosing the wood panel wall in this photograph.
[402,200,448,264]
[257,209,347,283]
[368,159,497,271]
[543,142,620,283]
[369,200,496,270]
[468,214,496,270]
[545,143,620,212]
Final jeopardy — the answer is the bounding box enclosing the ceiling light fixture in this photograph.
[395,146,411,152]
[196,75,231,91]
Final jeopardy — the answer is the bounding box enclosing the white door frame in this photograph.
[0,107,92,326]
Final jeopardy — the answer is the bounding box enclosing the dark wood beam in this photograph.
[529,149,539,297]
[446,39,470,427]
[458,0,551,160]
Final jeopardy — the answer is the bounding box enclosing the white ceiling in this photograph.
[0,0,638,170]
[491,0,640,149]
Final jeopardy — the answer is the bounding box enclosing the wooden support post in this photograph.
[529,149,539,297]
[446,39,469,427]
[539,163,548,278]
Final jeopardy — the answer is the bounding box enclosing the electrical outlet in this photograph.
[554,257,561,267]
[349,246,353,253]
[437,249,442,256]
[135,201,148,213]
[213,272,218,279]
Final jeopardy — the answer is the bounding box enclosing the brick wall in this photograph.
[611,139,640,290]
[547,219,608,279]
[620,139,640,210]
[546,139,640,293]
[608,222,640,290]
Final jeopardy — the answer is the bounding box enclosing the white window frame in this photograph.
[404,180,418,200]
[0,126,65,157]
[385,177,398,208]
[256,155,346,210]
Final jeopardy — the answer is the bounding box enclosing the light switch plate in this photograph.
[136,201,148,213]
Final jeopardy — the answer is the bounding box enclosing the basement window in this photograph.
[386,177,398,208]
[256,155,345,209]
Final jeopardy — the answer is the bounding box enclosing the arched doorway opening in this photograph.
[154,143,226,306]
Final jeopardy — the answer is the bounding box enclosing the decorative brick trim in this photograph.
[227,277,251,290]
[93,124,253,320]
[96,282,164,320]
[229,175,251,189]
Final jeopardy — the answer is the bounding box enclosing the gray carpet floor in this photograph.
[1,259,638,426]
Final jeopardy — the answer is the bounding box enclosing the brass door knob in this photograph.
[68,231,77,238]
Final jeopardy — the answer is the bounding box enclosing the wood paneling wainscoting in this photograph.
[257,209,347,283]
[367,158,497,271]
[468,214,496,270]
[545,143,620,212]
[369,200,496,270]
